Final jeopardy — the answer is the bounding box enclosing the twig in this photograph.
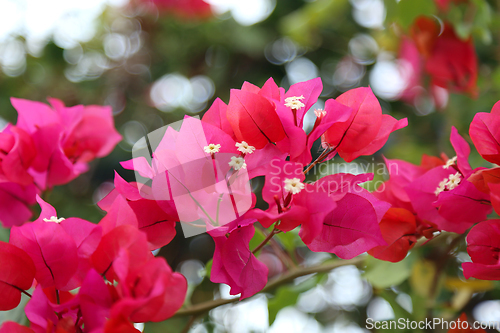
[173,256,364,318]
[303,148,335,175]
[252,227,280,254]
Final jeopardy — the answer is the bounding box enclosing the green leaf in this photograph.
[0,226,9,243]
[364,253,416,289]
[279,0,350,47]
[267,286,300,325]
[275,229,302,253]
[397,0,437,29]
[204,259,213,279]
[379,290,413,321]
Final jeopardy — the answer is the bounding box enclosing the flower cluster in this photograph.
[4,74,500,331]
[0,98,121,227]
[120,77,407,299]
[369,102,500,269]
[399,15,478,108]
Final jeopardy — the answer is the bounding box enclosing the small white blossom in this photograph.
[284,95,305,109]
[284,178,305,194]
[446,172,462,190]
[229,156,247,170]
[435,179,448,196]
[235,141,256,154]
[204,143,221,154]
[443,156,458,169]
[43,216,65,223]
[314,109,326,118]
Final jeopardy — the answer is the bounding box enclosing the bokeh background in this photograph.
[1,0,500,332]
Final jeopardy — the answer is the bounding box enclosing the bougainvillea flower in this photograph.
[374,157,428,212]
[0,322,34,333]
[148,0,212,19]
[285,94,354,165]
[91,225,152,282]
[0,125,36,186]
[368,208,418,262]
[104,314,141,333]
[10,220,78,290]
[399,36,423,105]
[246,159,335,239]
[110,257,187,322]
[462,220,500,280]
[226,88,286,149]
[0,123,38,227]
[406,128,491,233]
[214,77,322,165]
[0,241,35,311]
[11,196,102,290]
[296,173,388,259]
[210,225,268,299]
[322,87,407,162]
[10,97,121,189]
[25,285,79,333]
[98,172,177,250]
[202,96,287,178]
[0,180,37,227]
[411,17,477,96]
[79,269,114,333]
[470,100,500,165]
[121,116,264,236]
[488,182,500,216]
[202,98,236,141]
[467,167,500,194]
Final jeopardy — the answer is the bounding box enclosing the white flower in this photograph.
[43,216,65,223]
[204,143,221,154]
[284,178,305,194]
[446,172,462,190]
[229,156,247,170]
[435,179,448,196]
[284,95,305,109]
[314,109,326,118]
[235,141,255,154]
[443,156,458,169]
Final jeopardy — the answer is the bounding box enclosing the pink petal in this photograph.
[305,193,386,259]
[10,222,78,290]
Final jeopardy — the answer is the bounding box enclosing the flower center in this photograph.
[284,178,305,194]
[229,156,247,170]
[235,141,255,154]
[284,95,305,109]
[434,172,462,195]
[204,143,221,154]
[314,108,326,118]
[443,156,457,169]
[43,216,65,223]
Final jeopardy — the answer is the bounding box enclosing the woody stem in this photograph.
[252,227,280,254]
[173,257,364,318]
[303,148,336,175]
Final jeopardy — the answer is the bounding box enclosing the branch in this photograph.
[252,227,279,254]
[173,256,364,318]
